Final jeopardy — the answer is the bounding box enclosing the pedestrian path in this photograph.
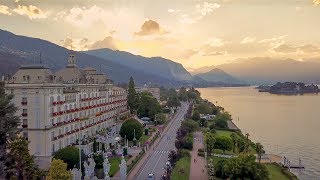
[189,131,209,180]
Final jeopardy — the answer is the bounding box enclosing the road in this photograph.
[135,102,189,180]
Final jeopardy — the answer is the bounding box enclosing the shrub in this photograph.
[197,152,205,157]
[178,149,190,158]
[198,148,204,153]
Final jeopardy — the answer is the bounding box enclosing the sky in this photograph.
[0,0,320,70]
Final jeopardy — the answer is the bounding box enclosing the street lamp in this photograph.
[78,121,82,174]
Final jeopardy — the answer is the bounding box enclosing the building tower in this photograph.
[67,51,77,68]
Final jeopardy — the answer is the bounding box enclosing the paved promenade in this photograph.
[189,131,209,180]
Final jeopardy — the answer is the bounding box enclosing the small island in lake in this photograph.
[257,82,319,95]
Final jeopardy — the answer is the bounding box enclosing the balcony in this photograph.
[22,124,28,128]
[21,102,27,105]
[21,113,28,117]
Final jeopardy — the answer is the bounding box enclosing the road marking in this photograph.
[135,103,188,179]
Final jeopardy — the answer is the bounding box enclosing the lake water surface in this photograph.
[198,87,320,179]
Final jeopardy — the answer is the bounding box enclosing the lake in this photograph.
[198,87,320,179]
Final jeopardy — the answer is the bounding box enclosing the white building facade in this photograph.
[5,52,129,169]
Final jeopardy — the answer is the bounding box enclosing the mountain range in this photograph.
[192,57,320,85]
[195,68,245,85]
[1,29,320,86]
[0,29,197,87]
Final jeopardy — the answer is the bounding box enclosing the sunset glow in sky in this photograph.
[1,0,320,69]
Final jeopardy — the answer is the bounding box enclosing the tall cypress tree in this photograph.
[127,76,137,114]
[0,81,20,176]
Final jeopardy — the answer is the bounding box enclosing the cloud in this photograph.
[197,2,220,16]
[0,5,12,15]
[272,44,320,54]
[179,49,198,59]
[170,2,220,24]
[259,35,288,44]
[60,37,91,51]
[206,38,225,47]
[241,37,256,44]
[89,36,117,50]
[202,51,228,56]
[298,44,320,53]
[272,44,297,53]
[313,0,320,5]
[60,38,73,49]
[13,5,47,19]
[134,20,168,36]
[63,5,105,27]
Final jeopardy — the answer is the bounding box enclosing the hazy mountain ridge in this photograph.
[0,29,194,86]
[192,57,320,85]
[195,68,246,85]
[84,49,193,81]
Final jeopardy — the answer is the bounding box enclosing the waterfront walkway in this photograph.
[189,131,209,180]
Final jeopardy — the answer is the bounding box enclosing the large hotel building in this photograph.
[4,52,129,168]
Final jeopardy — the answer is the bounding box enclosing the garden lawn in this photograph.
[139,134,149,145]
[265,163,298,180]
[109,157,121,177]
[171,157,191,180]
[216,130,236,137]
[215,130,256,154]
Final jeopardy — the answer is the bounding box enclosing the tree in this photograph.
[215,118,228,129]
[137,92,161,119]
[155,113,166,125]
[6,137,43,179]
[0,81,20,175]
[46,159,72,180]
[178,87,188,101]
[245,133,250,153]
[128,76,137,114]
[255,143,265,163]
[204,132,216,156]
[54,146,82,170]
[215,155,269,180]
[230,133,238,153]
[214,136,233,154]
[168,150,179,167]
[119,118,143,141]
[167,95,180,108]
[191,110,200,121]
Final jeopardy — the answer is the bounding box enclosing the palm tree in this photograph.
[245,133,250,153]
[230,133,238,153]
[255,143,265,163]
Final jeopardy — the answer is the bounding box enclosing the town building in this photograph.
[4,52,129,169]
[136,85,160,101]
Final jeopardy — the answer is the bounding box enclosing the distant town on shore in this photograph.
[257,82,319,95]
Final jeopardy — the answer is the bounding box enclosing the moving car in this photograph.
[147,173,155,180]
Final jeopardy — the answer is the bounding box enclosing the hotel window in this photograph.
[59,129,62,135]
[23,119,27,125]
[22,97,27,103]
